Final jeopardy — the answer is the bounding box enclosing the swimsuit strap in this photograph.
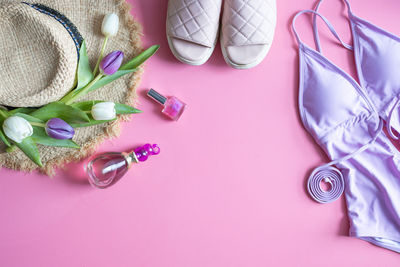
[387,97,400,140]
[292,10,351,53]
[307,118,383,203]
[312,0,354,53]
[315,0,353,15]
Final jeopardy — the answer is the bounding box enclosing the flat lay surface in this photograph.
[1,0,399,266]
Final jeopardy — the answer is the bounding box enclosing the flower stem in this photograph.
[6,145,17,153]
[93,36,109,76]
[60,74,103,105]
[0,109,8,119]
[30,122,46,127]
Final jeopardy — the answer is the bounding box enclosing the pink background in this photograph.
[1,0,399,266]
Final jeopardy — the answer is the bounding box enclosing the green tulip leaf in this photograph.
[71,100,142,114]
[120,45,160,70]
[31,127,80,148]
[15,137,43,167]
[29,102,90,123]
[14,113,43,123]
[0,130,11,147]
[88,45,159,93]
[76,41,94,91]
[70,100,142,127]
[0,108,9,119]
[115,103,143,114]
[0,110,11,147]
[88,69,135,92]
[12,113,79,149]
[0,119,11,147]
[9,108,35,115]
[70,118,116,128]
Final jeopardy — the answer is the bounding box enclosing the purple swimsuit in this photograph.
[293,0,400,253]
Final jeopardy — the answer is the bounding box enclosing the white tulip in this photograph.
[3,116,33,143]
[91,102,116,120]
[101,13,119,37]
[94,13,120,75]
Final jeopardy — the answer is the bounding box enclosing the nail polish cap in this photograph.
[147,89,166,105]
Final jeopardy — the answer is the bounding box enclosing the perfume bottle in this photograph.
[147,89,186,121]
[85,144,160,189]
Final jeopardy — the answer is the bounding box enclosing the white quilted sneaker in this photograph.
[167,0,223,65]
[220,0,277,69]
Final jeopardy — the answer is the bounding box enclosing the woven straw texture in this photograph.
[0,3,78,107]
[0,0,143,174]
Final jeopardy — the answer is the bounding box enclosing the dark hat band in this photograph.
[22,2,83,58]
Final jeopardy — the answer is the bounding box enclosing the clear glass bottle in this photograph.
[86,144,160,189]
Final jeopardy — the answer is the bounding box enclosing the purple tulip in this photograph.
[45,118,75,140]
[99,50,124,75]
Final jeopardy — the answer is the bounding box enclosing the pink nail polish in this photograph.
[147,89,186,121]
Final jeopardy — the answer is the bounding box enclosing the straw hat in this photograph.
[0,0,143,174]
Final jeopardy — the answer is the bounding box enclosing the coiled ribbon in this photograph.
[307,166,344,203]
[307,119,383,203]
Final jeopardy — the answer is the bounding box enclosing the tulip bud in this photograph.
[3,116,33,143]
[101,13,119,37]
[91,102,116,121]
[45,118,75,140]
[100,51,124,75]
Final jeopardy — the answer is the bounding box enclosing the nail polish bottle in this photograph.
[147,89,186,121]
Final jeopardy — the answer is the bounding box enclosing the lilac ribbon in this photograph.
[307,166,344,203]
[307,119,384,204]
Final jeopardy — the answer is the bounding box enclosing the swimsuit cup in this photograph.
[292,0,400,253]
[313,0,400,139]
